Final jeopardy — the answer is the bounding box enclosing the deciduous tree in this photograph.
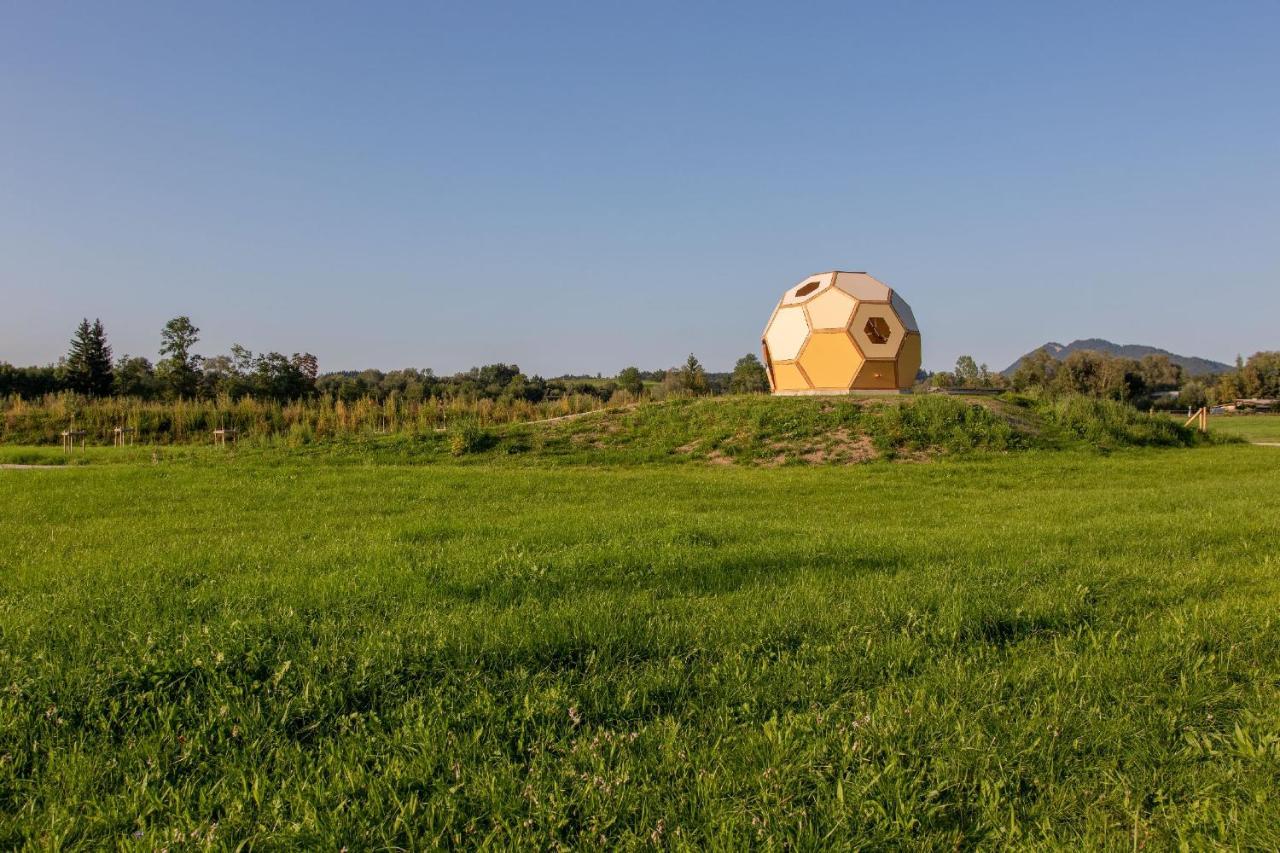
[954,355,980,387]
[729,354,769,394]
[157,316,202,399]
[616,366,644,396]
[113,356,158,398]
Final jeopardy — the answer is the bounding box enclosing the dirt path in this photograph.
[0,464,72,470]
[433,403,646,432]
[519,406,631,426]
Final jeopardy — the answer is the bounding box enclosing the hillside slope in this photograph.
[3,395,1221,468]
[315,394,1214,466]
[1003,339,1231,377]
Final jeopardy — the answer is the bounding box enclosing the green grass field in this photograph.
[3,439,1279,848]
[1206,414,1280,443]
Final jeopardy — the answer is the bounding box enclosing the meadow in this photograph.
[1205,414,1280,443]
[2,419,1279,847]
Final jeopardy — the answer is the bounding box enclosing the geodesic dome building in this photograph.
[761,271,921,394]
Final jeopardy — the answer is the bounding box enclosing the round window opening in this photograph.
[864,317,891,345]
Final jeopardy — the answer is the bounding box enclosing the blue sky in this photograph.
[2,2,1277,375]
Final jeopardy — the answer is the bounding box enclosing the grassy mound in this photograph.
[517,394,1024,464]
[309,393,1216,466]
[1,394,1223,467]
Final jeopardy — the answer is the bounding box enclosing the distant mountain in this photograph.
[1002,339,1232,378]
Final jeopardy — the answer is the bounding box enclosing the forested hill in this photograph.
[1003,339,1231,377]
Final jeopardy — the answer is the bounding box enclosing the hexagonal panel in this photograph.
[763,305,809,361]
[771,361,811,392]
[804,287,856,331]
[780,272,835,306]
[897,333,922,387]
[798,331,863,390]
[890,290,918,332]
[852,360,898,390]
[850,301,904,360]
[833,272,890,302]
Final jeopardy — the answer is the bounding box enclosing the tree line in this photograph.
[925,348,1280,408]
[0,317,773,404]
[0,317,320,402]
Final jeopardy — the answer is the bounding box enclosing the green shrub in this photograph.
[448,419,490,456]
[287,420,314,447]
[1038,395,1198,449]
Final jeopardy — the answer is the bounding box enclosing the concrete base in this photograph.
[771,389,913,397]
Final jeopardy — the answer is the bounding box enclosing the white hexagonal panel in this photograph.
[833,272,891,302]
[804,287,857,331]
[763,305,810,361]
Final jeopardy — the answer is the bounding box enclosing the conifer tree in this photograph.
[680,353,709,395]
[64,318,114,396]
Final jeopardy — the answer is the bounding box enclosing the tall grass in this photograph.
[864,393,1022,454]
[0,391,608,445]
[1037,394,1202,449]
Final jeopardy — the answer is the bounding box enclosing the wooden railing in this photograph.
[1184,407,1208,432]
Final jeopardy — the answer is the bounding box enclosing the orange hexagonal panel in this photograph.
[897,333,922,387]
[850,301,905,360]
[797,331,863,390]
[852,360,898,390]
[771,361,811,392]
[804,287,857,331]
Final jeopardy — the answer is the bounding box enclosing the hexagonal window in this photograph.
[863,316,891,345]
[782,273,835,306]
[850,302,904,360]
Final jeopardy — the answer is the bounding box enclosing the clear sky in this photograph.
[2,2,1277,376]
